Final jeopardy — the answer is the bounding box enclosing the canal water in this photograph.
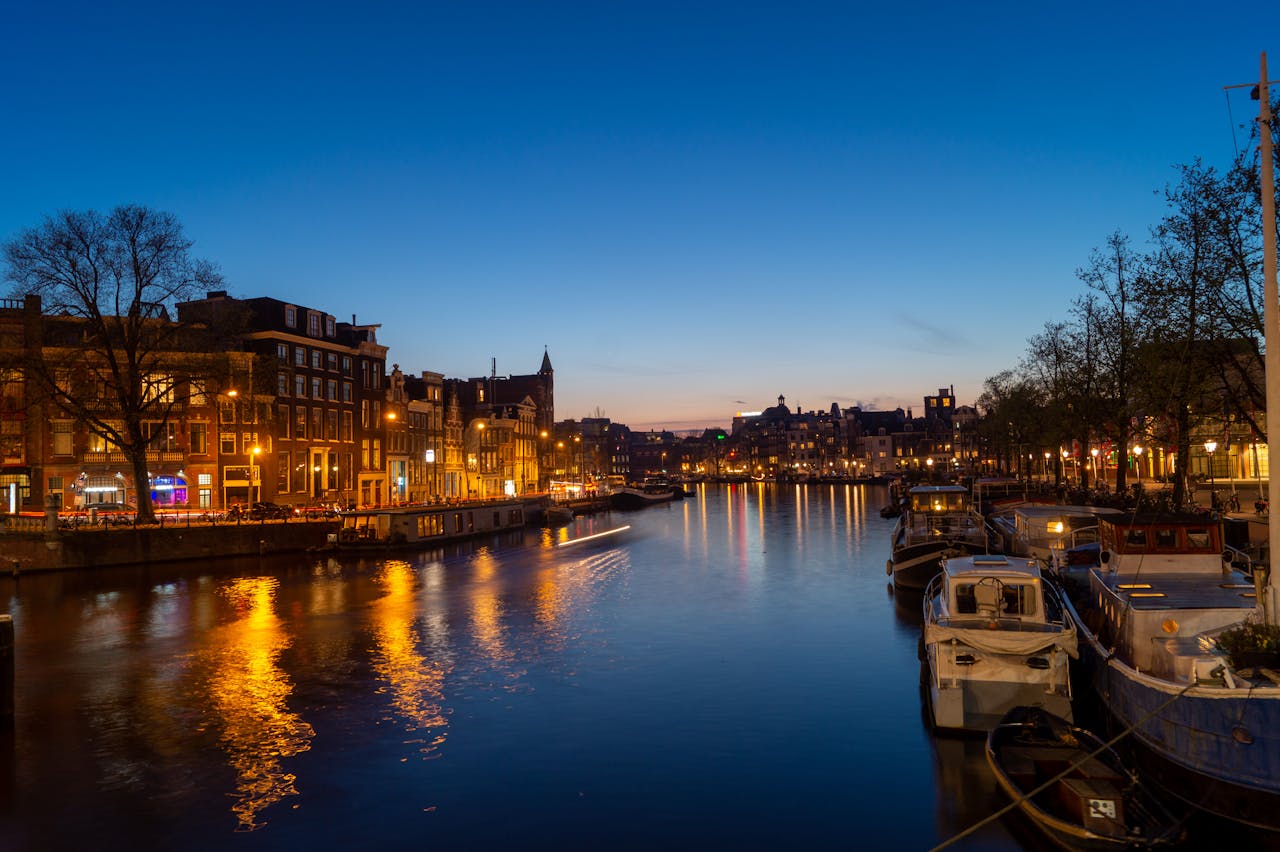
[0,485,1216,850]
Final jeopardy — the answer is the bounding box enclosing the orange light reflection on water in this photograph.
[203,576,314,832]
[369,560,450,758]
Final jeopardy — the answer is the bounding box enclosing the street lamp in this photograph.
[1205,440,1218,498]
[926,456,934,482]
[1043,451,1051,484]
[1133,446,1144,484]
[1090,447,1099,487]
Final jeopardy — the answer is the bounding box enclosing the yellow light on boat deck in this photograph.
[1129,592,1166,598]
[1161,618,1179,634]
[1048,521,1064,534]
[1118,583,1153,590]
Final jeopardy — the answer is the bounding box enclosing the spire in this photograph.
[540,346,553,374]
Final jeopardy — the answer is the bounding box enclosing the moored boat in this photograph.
[609,481,677,510]
[331,499,532,549]
[1052,512,1280,833]
[889,484,994,592]
[990,504,1122,563]
[922,554,1077,732]
[986,705,1185,849]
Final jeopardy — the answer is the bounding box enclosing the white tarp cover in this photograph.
[925,622,1079,659]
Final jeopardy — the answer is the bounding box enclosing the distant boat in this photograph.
[986,706,1185,849]
[544,505,575,527]
[609,479,678,510]
[330,499,532,549]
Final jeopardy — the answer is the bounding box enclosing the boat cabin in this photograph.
[1089,514,1259,675]
[908,485,971,515]
[937,555,1054,626]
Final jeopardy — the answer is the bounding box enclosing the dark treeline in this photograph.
[977,103,1279,511]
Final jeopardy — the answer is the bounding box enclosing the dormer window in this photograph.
[308,312,321,336]
[325,316,336,337]
[285,305,297,327]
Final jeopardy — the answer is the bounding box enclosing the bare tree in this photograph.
[1075,231,1147,493]
[3,206,226,523]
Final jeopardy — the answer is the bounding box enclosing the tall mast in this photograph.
[1260,52,1280,623]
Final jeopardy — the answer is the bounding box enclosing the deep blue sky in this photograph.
[1,1,1271,429]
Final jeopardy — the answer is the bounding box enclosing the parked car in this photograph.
[248,501,294,520]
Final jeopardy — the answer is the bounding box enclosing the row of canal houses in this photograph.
[0,291,557,513]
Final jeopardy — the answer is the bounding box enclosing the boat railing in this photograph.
[1224,543,1256,578]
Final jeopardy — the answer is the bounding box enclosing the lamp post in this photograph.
[573,435,582,493]
[539,430,549,492]
[1091,447,1099,488]
[250,446,262,505]
[1133,446,1144,484]
[926,456,934,482]
[1043,451,1051,484]
[1205,440,1218,501]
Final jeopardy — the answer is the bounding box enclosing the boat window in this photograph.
[1154,528,1177,548]
[1186,528,1212,550]
[953,582,1034,617]
[1125,529,1147,548]
[1005,584,1037,617]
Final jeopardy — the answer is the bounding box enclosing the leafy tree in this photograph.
[3,205,226,523]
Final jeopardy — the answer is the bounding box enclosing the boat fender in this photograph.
[1221,549,1234,564]
[886,559,893,576]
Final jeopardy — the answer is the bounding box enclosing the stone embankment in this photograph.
[0,518,337,573]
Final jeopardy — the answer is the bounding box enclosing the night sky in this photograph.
[1,1,1271,429]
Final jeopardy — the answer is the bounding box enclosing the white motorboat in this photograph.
[922,554,1077,732]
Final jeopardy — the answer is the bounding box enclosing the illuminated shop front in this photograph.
[79,472,128,506]
[150,473,188,507]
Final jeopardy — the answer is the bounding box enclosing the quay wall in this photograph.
[0,520,338,573]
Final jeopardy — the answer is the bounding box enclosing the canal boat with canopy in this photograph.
[922,554,1077,732]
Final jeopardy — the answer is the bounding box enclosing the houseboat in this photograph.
[1055,513,1280,833]
[331,499,534,549]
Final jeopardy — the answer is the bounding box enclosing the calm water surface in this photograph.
[0,485,1067,850]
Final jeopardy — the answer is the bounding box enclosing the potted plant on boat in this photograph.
[1216,620,1280,671]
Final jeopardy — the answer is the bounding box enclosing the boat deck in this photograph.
[1096,570,1257,611]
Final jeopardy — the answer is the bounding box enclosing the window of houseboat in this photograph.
[1155,528,1178,548]
[1125,529,1147,548]
[1186,528,1213,550]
